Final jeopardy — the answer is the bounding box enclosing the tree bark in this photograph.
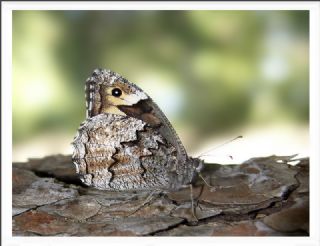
[12,154,309,236]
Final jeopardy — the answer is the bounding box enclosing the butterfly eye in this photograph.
[111,88,122,97]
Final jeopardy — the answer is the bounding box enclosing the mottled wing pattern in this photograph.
[72,68,203,191]
[72,114,178,190]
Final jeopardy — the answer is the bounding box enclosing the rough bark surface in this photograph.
[12,155,309,236]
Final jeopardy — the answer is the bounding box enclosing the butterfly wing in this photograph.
[72,113,180,190]
[117,98,197,187]
[73,69,201,191]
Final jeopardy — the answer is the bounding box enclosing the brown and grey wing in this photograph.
[118,99,197,188]
[72,113,179,191]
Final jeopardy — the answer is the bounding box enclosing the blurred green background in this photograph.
[12,10,309,162]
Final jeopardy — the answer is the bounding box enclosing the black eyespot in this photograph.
[111,88,122,97]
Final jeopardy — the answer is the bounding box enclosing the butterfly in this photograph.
[72,68,203,191]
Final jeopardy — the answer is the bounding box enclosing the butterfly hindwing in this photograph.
[73,114,179,190]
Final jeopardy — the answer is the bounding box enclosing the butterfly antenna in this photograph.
[196,135,243,158]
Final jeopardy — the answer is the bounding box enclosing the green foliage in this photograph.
[12,10,309,144]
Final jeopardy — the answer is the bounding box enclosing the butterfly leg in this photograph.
[189,184,199,222]
[125,190,159,217]
[198,172,216,192]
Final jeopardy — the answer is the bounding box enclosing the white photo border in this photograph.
[2,1,319,246]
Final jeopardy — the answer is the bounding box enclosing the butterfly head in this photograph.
[85,68,148,118]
